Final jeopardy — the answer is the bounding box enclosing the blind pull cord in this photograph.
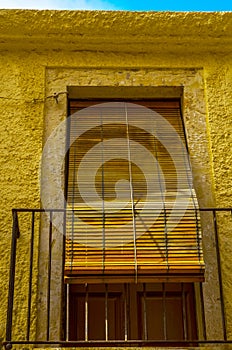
[125,104,138,282]
[100,112,106,273]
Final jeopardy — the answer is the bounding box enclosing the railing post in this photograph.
[26,211,35,341]
[5,210,20,342]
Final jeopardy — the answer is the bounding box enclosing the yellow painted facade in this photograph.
[0,9,232,348]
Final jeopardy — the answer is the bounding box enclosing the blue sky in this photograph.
[0,0,231,11]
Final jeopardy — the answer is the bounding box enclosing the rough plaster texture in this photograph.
[0,9,231,349]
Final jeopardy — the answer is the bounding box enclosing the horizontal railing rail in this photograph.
[3,207,232,349]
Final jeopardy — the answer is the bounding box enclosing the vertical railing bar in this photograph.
[85,283,89,341]
[70,204,75,275]
[124,283,128,341]
[199,282,207,340]
[163,208,169,274]
[62,209,67,341]
[143,283,148,341]
[213,210,227,341]
[46,211,53,341]
[66,284,70,341]
[105,283,108,341]
[181,283,187,340]
[162,283,167,341]
[26,211,35,341]
[6,210,20,342]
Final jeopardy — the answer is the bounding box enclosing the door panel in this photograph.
[69,285,124,340]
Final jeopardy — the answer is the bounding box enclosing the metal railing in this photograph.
[3,207,232,349]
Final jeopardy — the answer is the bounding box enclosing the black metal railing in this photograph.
[3,207,232,349]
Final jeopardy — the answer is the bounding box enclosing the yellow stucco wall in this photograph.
[0,9,231,347]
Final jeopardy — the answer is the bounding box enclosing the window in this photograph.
[69,282,197,342]
[64,99,204,342]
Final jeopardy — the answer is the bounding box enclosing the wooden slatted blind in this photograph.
[64,100,204,283]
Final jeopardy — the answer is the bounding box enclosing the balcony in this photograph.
[3,208,232,349]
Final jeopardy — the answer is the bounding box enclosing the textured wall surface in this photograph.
[0,9,231,348]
